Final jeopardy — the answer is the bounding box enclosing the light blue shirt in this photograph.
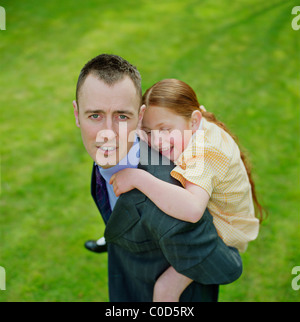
[98,135,140,210]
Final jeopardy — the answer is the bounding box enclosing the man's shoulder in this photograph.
[138,140,179,185]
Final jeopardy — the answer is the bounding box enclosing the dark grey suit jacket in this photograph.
[91,140,242,302]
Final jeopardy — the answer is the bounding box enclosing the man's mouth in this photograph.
[100,146,117,151]
[97,145,118,157]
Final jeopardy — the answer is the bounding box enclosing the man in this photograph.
[73,54,242,302]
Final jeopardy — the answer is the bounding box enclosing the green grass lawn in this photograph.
[0,0,299,302]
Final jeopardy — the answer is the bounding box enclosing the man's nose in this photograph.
[97,130,116,143]
[96,118,117,143]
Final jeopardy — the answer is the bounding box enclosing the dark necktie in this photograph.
[95,166,112,223]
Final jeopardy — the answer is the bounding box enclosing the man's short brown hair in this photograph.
[76,54,142,106]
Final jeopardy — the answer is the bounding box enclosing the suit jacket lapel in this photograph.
[91,161,144,242]
[91,164,112,224]
[102,140,171,242]
[104,140,150,242]
[104,189,146,242]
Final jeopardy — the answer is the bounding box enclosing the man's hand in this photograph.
[109,168,139,197]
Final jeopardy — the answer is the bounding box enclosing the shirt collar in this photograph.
[175,118,204,167]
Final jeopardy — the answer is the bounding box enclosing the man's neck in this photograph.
[97,135,140,210]
[98,134,140,183]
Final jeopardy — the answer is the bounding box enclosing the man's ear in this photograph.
[137,104,146,129]
[191,110,202,133]
[73,100,80,128]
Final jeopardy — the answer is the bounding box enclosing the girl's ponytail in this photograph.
[199,108,266,222]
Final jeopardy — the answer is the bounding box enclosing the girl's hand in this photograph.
[109,168,139,197]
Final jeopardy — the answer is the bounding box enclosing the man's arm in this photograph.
[157,209,243,285]
[110,167,242,285]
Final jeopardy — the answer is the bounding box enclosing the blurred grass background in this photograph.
[0,0,299,302]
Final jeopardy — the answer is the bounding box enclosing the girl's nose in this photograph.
[152,130,166,150]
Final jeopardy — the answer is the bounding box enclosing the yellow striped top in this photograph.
[171,117,259,253]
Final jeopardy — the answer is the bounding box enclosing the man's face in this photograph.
[73,75,144,168]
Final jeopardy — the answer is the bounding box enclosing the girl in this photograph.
[110,79,264,302]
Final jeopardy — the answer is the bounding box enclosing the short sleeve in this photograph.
[171,146,231,196]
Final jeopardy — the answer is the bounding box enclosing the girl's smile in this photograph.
[141,105,201,162]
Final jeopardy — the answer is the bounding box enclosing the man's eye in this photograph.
[90,114,99,119]
[119,115,128,120]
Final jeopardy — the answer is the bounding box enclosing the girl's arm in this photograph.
[110,168,210,223]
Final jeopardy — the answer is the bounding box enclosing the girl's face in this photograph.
[141,106,199,162]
